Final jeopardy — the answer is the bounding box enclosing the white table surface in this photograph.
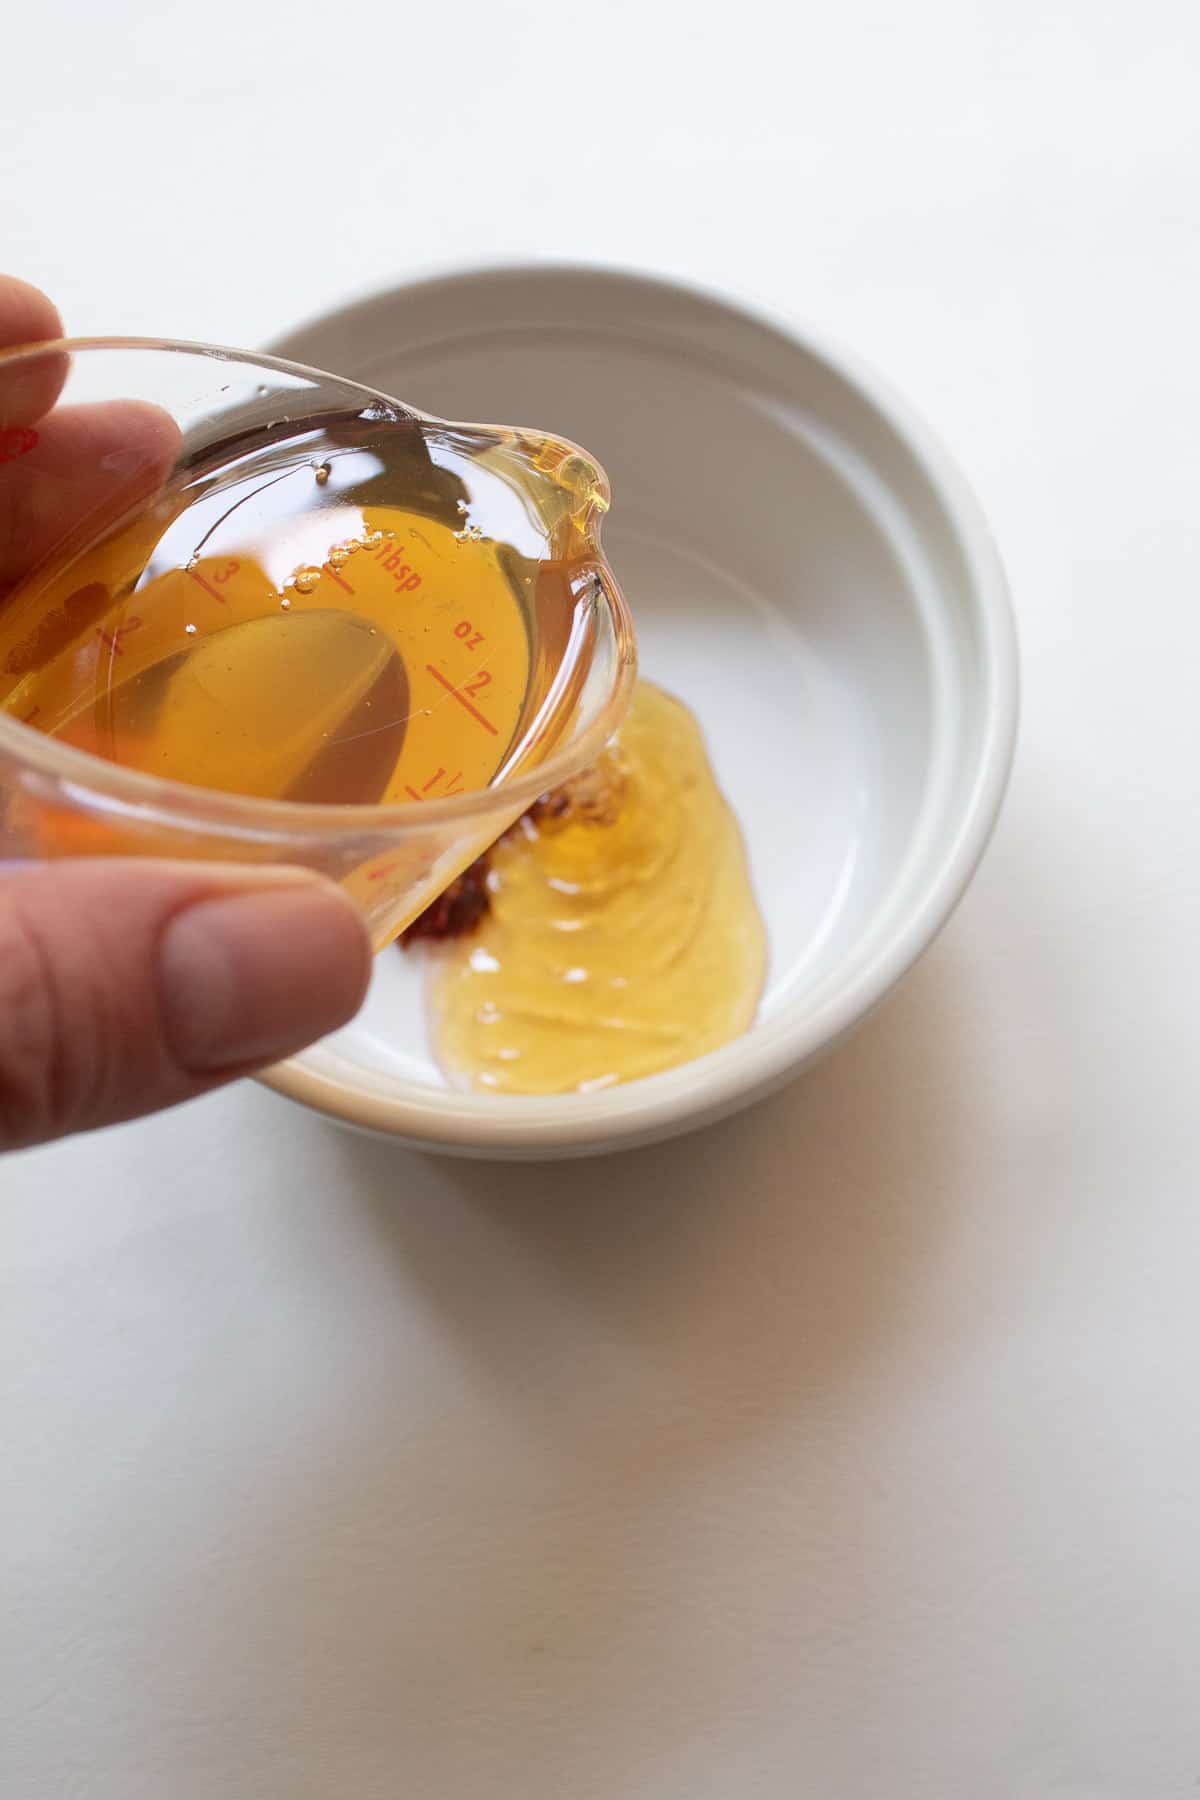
[4,3,1200,1795]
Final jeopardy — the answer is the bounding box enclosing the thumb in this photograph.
[0,860,371,1150]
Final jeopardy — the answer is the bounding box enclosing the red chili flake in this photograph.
[399,753,626,947]
[400,853,493,946]
[524,752,625,832]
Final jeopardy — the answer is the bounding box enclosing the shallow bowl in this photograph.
[261,263,1018,1159]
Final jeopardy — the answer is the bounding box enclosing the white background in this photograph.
[4,2,1200,1795]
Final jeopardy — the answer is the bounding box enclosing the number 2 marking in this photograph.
[463,669,491,698]
[425,664,498,735]
[96,618,142,656]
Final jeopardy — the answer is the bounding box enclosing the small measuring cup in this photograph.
[0,338,636,948]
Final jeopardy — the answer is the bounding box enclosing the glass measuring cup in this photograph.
[0,338,636,948]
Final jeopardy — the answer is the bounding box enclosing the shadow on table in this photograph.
[337,933,986,1477]
[198,928,1016,1796]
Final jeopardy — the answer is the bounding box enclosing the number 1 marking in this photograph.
[404,768,466,802]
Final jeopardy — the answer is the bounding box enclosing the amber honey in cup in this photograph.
[0,338,635,947]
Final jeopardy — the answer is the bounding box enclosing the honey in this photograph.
[427,683,767,1092]
[0,411,609,808]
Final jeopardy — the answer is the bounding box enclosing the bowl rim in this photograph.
[259,258,1020,1154]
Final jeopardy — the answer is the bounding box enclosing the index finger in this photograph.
[0,283,182,604]
[0,276,68,426]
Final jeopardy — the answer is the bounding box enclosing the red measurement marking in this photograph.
[366,860,402,883]
[324,564,355,595]
[379,548,421,591]
[453,621,485,649]
[426,663,498,735]
[96,619,142,656]
[0,425,38,463]
[403,768,464,803]
[187,567,225,604]
[212,559,239,584]
[20,705,41,725]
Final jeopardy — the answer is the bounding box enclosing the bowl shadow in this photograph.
[137,901,1039,1799]
[338,932,986,1482]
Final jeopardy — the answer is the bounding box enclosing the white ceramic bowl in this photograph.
[261,264,1017,1158]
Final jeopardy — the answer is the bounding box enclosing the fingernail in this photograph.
[159,881,371,1071]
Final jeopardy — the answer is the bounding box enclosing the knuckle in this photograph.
[0,900,61,1146]
[0,467,43,587]
[0,894,95,1148]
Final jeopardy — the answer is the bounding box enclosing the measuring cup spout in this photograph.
[509,429,612,537]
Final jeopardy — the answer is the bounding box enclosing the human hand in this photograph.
[0,278,371,1151]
